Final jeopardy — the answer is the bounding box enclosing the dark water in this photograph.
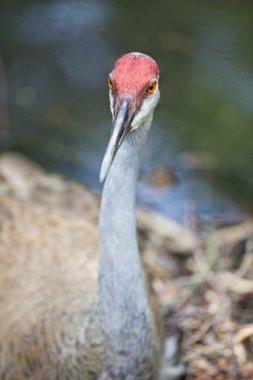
[0,0,252,223]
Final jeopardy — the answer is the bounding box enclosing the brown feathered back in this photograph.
[0,154,102,379]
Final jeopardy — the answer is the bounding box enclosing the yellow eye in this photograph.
[147,81,157,94]
[107,77,113,90]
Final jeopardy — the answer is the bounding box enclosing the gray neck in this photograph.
[97,114,154,350]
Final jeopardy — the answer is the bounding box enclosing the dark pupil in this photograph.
[150,85,153,91]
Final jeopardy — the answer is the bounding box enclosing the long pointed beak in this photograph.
[99,98,132,183]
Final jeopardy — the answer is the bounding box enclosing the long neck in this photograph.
[97,114,154,348]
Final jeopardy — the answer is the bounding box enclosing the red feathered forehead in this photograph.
[112,54,159,94]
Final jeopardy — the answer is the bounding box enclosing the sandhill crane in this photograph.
[0,52,162,379]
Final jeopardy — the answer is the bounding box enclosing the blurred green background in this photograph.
[0,0,252,223]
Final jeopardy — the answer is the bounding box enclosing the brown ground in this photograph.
[139,201,253,380]
[0,152,253,380]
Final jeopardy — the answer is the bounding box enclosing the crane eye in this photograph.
[107,77,113,90]
[147,81,157,95]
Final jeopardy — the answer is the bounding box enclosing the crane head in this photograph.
[100,52,160,182]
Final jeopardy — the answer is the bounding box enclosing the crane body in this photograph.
[0,52,161,379]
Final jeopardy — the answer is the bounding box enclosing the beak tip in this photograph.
[99,158,110,184]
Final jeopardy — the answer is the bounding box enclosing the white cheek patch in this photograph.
[131,89,160,129]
